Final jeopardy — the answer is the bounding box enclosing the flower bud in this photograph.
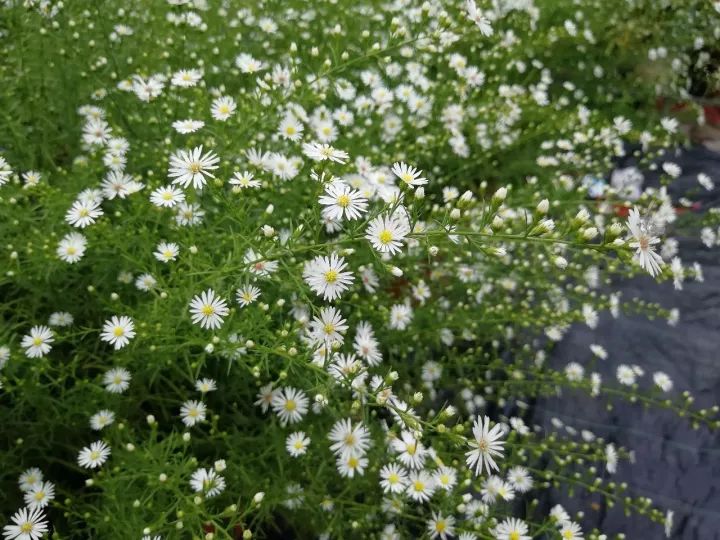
[414,187,425,199]
[492,186,507,203]
[536,199,549,213]
[554,256,568,269]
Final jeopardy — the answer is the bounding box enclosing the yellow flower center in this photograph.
[406,442,417,455]
[90,450,100,460]
[163,250,173,259]
[79,208,89,217]
[347,456,359,468]
[32,337,43,346]
[388,473,399,484]
[113,326,124,337]
[285,399,297,411]
[563,532,574,540]
[67,246,77,255]
[413,480,425,492]
[324,270,338,283]
[323,323,335,335]
[294,440,304,449]
[20,523,33,533]
[344,434,356,445]
[201,305,215,316]
[378,230,393,245]
[510,532,521,540]
[285,126,296,135]
[34,491,45,501]
[435,521,446,532]
[337,194,350,207]
[401,173,414,184]
[189,162,201,173]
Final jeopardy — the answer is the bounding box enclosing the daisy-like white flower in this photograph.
[100,316,136,350]
[254,383,280,413]
[150,185,185,208]
[286,431,311,457]
[235,53,264,73]
[328,418,371,458]
[180,400,207,427]
[560,522,584,540]
[172,119,205,134]
[337,453,368,478]
[102,367,131,393]
[391,430,427,470]
[236,284,261,307]
[354,321,382,366]
[391,162,427,187]
[57,232,87,263]
[308,306,349,346]
[278,114,304,141]
[195,378,217,393]
[171,68,202,87]
[77,440,111,469]
[244,249,279,277]
[0,156,13,186]
[101,171,134,200]
[466,0,493,36]
[2,506,48,540]
[21,326,54,359]
[189,468,225,498]
[48,311,75,326]
[427,512,455,540]
[493,518,530,540]
[507,466,533,493]
[22,170,41,188]
[303,253,354,301]
[302,142,349,163]
[389,303,413,330]
[189,289,229,330]
[65,199,103,228]
[318,182,368,221]
[627,207,664,277]
[175,202,205,226]
[229,171,261,189]
[379,463,408,494]
[365,212,411,255]
[24,481,55,510]
[90,410,115,431]
[465,415,505,476]
[154,241,180,263]
[405,470,436,502]
[135,273,157,291]
[434,466,458,491]
[271,386,309,426]
[211,96,237,121]
[18,469,43,492]
[168,146,220,190]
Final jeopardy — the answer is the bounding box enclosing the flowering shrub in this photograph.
[1,1,719,539]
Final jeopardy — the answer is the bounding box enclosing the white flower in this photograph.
[389,303,413,330]
[100,316,136,350]
[180,400,207,426]
[391,430,426,469]
[308,306,348,346]
[303,253,354,301]
[365,212,411,255]
[559,522,584,540]
[150,185,185,208]
[493,518,530,540]
[90,410,115,431]
[18,469,43,492]
[236,284,261,307]
[154,241,180,263]
[318,182,368,221]
[391,162,427,186]
[405,470,436,502]
[278,114,304,141]
[336,453,368,478]
[466,415,505,476]
[66,199,103,228]
[229,171,261,189]
[427,512,455,540]
[103,367,131,393]
[171,68,202,87]
[328,418,371,458]
[24,481,55,510]
[2,506,49,540]
[172,119,204,134]
[379,463,408,494]
[211,96,237,121]
[627,207,664,277]
[21,326,54,359]
[189,468,225,498]
[168,146,220,190]
[466,0,493,36]
[271,387,309,426]
[302,142,349,163]
[57,232,87,263]
[189,289,230,330]
[77,440,111,469]
[195,378,217,393]
[286,431,311,457]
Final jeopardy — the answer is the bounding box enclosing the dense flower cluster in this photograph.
[1,0,719,539]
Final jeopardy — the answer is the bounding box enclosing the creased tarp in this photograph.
[533,145,720,540]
